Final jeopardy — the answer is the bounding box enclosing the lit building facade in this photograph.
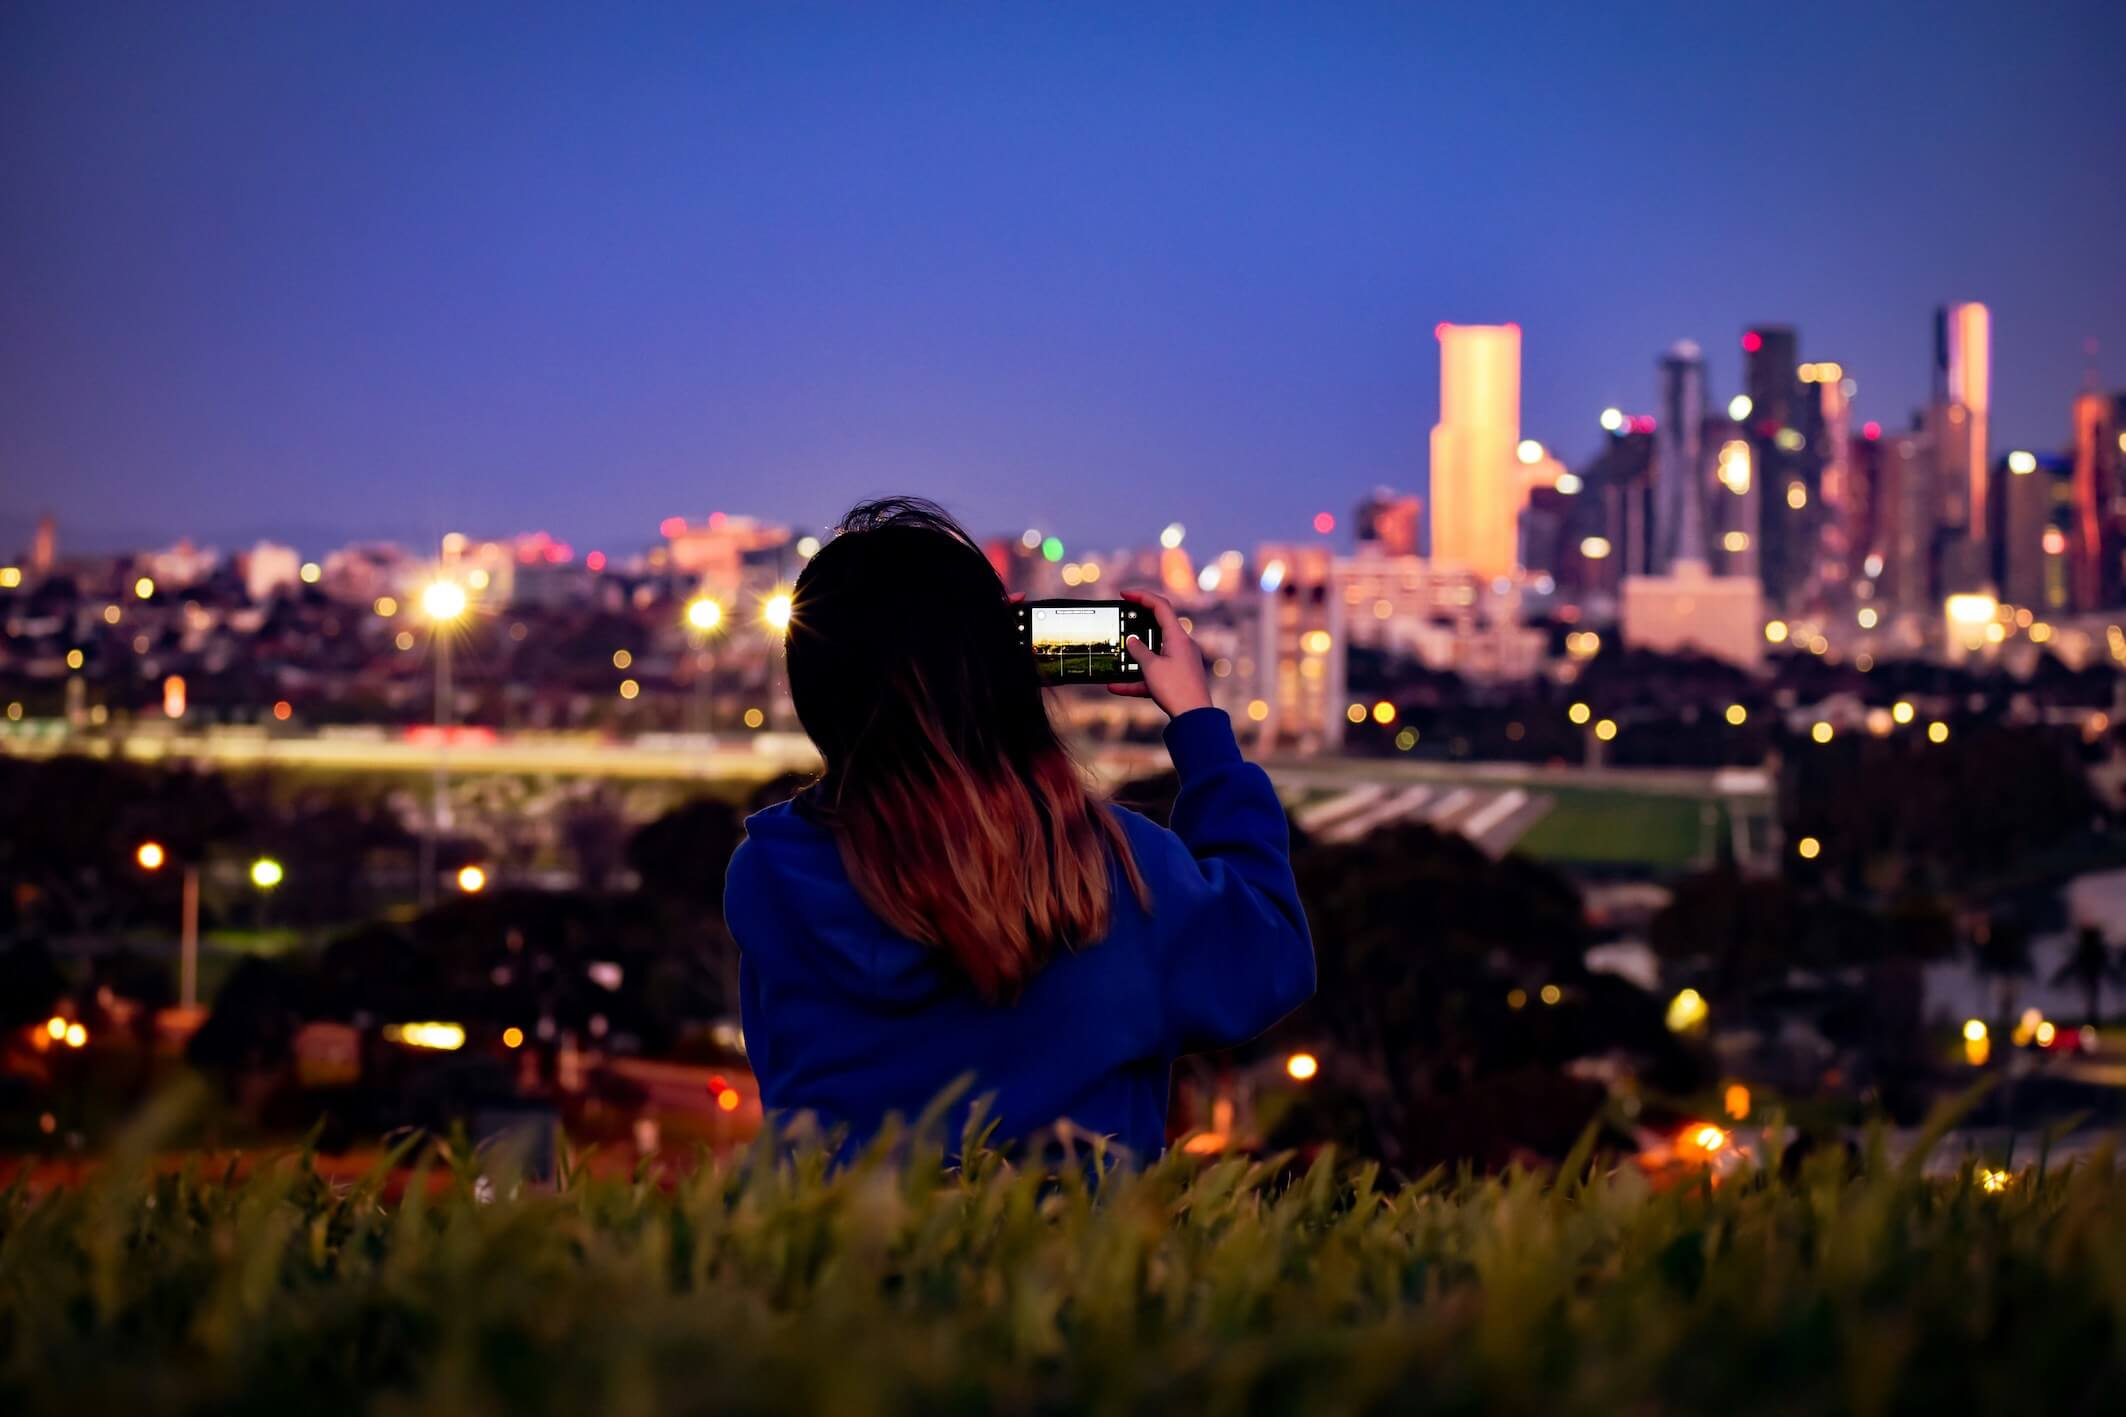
[1252,544,1339,752]
[1620,558,1766,670]
[1429,323,1523,580]
[1999,452,2071,615]
[1943,302,1992,539]
[2069,389,2119,608]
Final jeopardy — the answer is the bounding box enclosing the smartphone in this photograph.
[1016,599,1159,685]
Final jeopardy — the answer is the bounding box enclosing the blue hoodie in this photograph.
[724,707,1314,1162]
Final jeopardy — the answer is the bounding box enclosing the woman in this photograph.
[724,498,1313,1160]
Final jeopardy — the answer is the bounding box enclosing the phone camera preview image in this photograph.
[1017,600,1157,685]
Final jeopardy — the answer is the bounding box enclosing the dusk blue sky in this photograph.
[4,2,2122,560]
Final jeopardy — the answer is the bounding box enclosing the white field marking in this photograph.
[1318,783,1436,843]
[1421,787,1477,827]
[1292,783,1391,833]
[1458,788,1529,842]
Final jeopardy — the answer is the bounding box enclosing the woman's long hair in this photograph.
[785,497,1146,1001]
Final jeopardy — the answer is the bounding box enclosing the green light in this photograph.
[1041,536,1064,563]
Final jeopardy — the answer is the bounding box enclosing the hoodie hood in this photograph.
[729,798,963,1007]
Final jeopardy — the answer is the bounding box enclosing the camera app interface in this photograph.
[1029,604,1134,682]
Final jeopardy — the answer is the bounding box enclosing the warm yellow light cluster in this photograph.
[386,1021,466,1051]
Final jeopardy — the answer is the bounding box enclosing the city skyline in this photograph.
[5,3,2124,556]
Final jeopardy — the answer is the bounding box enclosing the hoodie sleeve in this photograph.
[1144,707,1315,1054]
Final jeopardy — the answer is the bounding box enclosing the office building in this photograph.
[1429,322,1524,581]
[1806,361,1855,604]
[1872,423,1937,614]
[1741,325,1817,610]
[1621,558,1766,670]
[1355,489,1422,556]
[1330,549,1544,684]
[2000,451,2071,614]
[1653,341,1709,572]
[2070,389,2119,608]
[243,542,303,603]
[1942,302,1992,538]
[663,513,793,599]
[31,515,56,576]
[1253,544,1339,752]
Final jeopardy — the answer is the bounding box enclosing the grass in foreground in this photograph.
[3,1088,2122,1417]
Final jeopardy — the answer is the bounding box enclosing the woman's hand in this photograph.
[1109,589,1213,718]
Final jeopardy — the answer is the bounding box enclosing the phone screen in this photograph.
[1021,601,1152,684]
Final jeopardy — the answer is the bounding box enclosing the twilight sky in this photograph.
[4,1,2122,560]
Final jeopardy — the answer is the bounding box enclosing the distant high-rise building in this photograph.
[2070,389,2119,608]
[1999,452,2070,614]
[1252,544,1338,751]
[1848,427,1884,586]
[244,542,302,604]
[31,515,56,575]
[1708,414,1757,582]
[1428,323,1523,581]
[1808,362,1855,603]
[1741,325,1818,610]
[1940,302,1992,534]
[1355,489,1422,557]
[1873,422,1936,614]
[663,513,793,600]
[1652,341,1709,572]
[1565,424,1655,600]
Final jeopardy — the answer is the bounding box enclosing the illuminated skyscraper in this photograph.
[30,515,55,575]
[1428,323,1523,580]
[1806,361,1854,603]
[2070,389,2119,608]
[1941,302,1992,533]
[1652,341,1708,571]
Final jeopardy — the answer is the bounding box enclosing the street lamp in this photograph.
[250,857,284,889]
[761,591,793,632]
[684,596,726,733]
[136,841,203,1011]
[418,577,469,907]
[685,596,723,632]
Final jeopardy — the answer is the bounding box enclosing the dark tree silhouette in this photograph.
[1972,913,2035,1031]
[628,798,745,908]
[2053,925,2121,1026]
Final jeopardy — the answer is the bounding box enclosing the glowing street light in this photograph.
[456,864,487,893]
[1285,1052,1319,1082]
[1666,988,1708,1033]
[386,1021,466,1051]
[420,580,468,622]
[1727,394,1753,421]
[135,841,167,871]
[250,857,284,889]
[1159,522,1186,550]
[761,591,794,632]
[686,596,724,632]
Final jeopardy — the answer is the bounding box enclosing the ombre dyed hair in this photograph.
[785,498,1146,1001]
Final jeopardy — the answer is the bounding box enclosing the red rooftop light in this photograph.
[1741,331,1763,353]
[1313,511,1336,535]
